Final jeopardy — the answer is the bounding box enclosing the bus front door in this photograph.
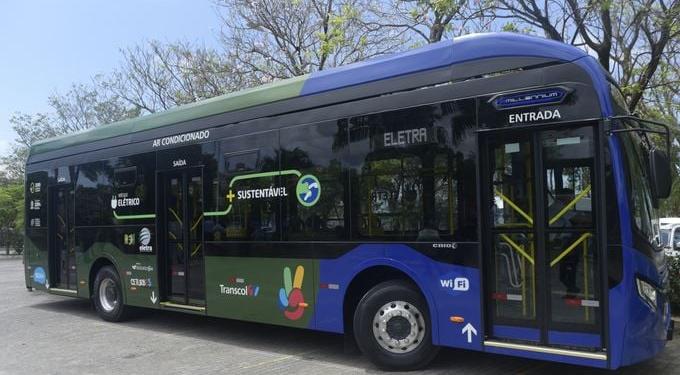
[481,125,604,350]
[161,167,205,307]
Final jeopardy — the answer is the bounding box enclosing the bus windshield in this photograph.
[616,118,663,249]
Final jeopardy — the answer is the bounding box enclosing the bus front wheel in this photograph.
[353,280,439,370]
[93,266,130,322]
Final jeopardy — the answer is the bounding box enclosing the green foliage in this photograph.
[502,22,519,32]
[428,0,462,15]
[0,183,23,229]
[0,183,24,254]
[637,109,680,218]
[317,4,360,59]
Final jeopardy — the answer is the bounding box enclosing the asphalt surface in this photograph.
[1,257,678,375]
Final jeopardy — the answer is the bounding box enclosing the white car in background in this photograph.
[660,218,680,257]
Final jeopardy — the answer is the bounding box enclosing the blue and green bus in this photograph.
[23,33,673,370]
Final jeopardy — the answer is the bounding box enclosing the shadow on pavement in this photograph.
[28,297,674,374]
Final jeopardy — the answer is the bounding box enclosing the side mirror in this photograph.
[649,149,672,200]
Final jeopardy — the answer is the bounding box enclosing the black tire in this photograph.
[353,280,439,370]
[92,266,131,322]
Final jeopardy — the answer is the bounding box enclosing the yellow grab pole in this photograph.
[549,185,591,225]
[550,232,593,267]
[584,240,589,321]
[531,240,536,317]
[521,256,526,316]
[494,189,534,225]
[499,233,535,265]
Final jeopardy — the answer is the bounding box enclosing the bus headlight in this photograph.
[636,277,658,311]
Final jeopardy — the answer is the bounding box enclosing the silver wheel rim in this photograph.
[372,300,426,354]
[99,278,119,313]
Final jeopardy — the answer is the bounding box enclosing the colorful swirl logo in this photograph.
[278,265,307,320]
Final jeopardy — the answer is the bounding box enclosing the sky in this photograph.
[0,0,224,155]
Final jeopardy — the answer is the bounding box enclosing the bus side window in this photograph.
[213,130,280,242]
[113,167,137,187]
[225,151,259,173]
[280,120,349,241]
[348,101,477,242]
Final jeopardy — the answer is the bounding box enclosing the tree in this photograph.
[0,183,23,254]
[49,82,140,132]
[216,0,405,83]
[365,0,495,45]
[0,145,29,182]
[638,53,680,125]
[1,83,139,181]
[0,113,57,182]
[1,40,256,179]
[492,0,680,113]
[102,41,247,113]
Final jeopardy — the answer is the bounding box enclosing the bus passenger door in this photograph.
[481,125,604,351]
[48,184,77,290]
[160,167,205,307]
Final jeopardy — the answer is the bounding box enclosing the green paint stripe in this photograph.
[205,169,301,217]
[204,205,232,217]
[113,211,156,220]
[229,169,301,187]
[30,75,308,156]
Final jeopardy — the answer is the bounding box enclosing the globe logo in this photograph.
[139,227,152,246]
[295,175,320,207]
[33,267,46,285]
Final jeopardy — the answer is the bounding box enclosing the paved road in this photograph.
[1,257,678,375]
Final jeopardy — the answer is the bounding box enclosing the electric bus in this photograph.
[23,32,674,370]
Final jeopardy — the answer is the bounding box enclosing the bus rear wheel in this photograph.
[353,280,439,370]
[93,266,130,322]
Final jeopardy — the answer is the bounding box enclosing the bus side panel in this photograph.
[608,134,669,368]
[204,256,317,329]
[607,135,631,369]
[77,229,160,308]
[619,246,669,366]
[25,171,49,291]
[24,231,49,291]
[607,255,628,370]
[315,244,483,351]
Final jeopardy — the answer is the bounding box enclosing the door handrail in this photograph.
[548,185,591,226]
[190,215,203,232]
[499,233,535,265]
[550,232,592,267]
[494,189,534,225]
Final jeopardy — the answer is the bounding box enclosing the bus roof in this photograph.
[29,32,590,157]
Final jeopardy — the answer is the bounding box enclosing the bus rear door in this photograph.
[159,167,205,308]
[48,183,77,291]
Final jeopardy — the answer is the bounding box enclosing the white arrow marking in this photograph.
[150,291,158,304]
[462,323,477,343]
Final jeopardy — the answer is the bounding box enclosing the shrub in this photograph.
[11,233,23,255]
[668,256,680,313]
